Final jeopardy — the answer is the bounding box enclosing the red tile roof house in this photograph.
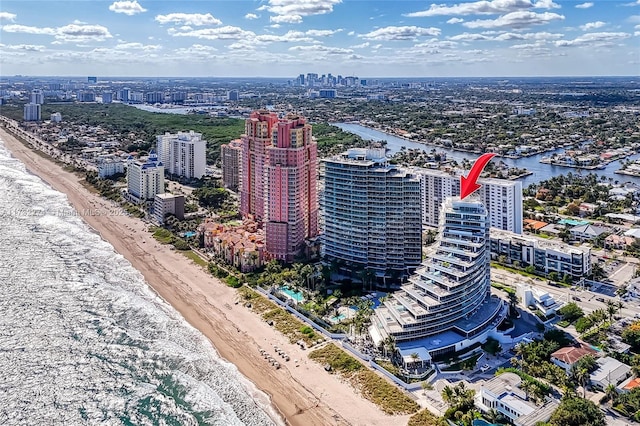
[550,345,598,373]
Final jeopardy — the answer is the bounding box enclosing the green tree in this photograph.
[549,397,605,426]
[558,302,584,322]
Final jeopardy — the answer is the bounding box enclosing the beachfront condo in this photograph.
[370,197,506,363]
[240,111,319,262]
[320,147,422,282]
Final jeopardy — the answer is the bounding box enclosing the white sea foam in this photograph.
[0,138,284,426]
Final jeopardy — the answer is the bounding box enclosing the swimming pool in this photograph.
[473,420,500,426]
[280,286,304,302]
[331,314,346,322]
[184,231,197,237]
[558,218,590,226]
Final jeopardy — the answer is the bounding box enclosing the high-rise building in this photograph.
[320,147,422,280]
[240,111,318,261]
[23,103,41,121]
[156,131,207,179]
[50,112,62,123]
[264,114,318,262]
[417,169,523,234]
[30,89,44,105]
[146,92,164,103]
[227,90,239,101]
[127,150,165,203]
[117,88,130,102]
[221,139,242,192]
[370,197,506,361]
[102,92,113,104]
[240,111,279,221]
[88,76,97,84]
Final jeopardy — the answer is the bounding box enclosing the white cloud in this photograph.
[361,25,441,41]
[261,0,342,24]
[575,2,593,8]
[155,13,222,26]
[174,44,218,59]
[169,26,255,41]
[347,30,355,36]
[115,42,161,50]
[4,44,46,51]
[2,23,112,42]
[636,31,640,36]
[579,21,605,31]
[0,12,17,21]
[1,24,56,35]
[270,14,303,24]
[289,44,353,54]
[305,29,342,36]
[555,32,630,47]
[493,31,563,40]
[448,32,492,41]
[447,18,465,24]
[350,42,370,48]
[405,0,558,18]
[255,31,314,43]
[108,1,146,16]
[245,13,259,20]
[463,11,564,29]
[534,0,560,9]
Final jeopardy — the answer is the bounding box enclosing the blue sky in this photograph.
[0,0,638,77]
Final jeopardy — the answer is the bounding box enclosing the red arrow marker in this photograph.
[460,153,496,200]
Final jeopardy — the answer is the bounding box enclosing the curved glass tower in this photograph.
[372,197,505,349]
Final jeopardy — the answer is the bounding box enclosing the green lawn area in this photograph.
[152,227,175,244]
[441,353,481,371]
[309,344,420,415]
[181,250,207,268]
[491,282,516,295]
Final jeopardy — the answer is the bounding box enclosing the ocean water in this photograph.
[0,139,282,426]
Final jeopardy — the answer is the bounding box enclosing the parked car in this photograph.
[480,364,491,373]
[596,297,605,302]
[573,296,581,301]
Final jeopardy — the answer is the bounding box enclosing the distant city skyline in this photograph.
[1,0,639,77]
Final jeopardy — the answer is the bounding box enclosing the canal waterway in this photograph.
[334,122,640,188]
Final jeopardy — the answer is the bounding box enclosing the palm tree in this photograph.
[441,385,454,405]
[575,365,591,398]
[606,300,619,322]
[605,383,618,405]
[484,408,505,425]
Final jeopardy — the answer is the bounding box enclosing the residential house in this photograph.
[589,356,631,391]
[604,234,636,250]
[570,224,609,242]
[475,372,559,426]
[617,376,640,393]
[550,345,598,373]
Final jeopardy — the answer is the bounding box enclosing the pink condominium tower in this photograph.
[240,111,318,262]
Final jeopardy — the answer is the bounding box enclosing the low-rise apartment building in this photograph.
[490,229,591,279]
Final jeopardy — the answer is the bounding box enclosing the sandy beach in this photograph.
[0,126,409,426]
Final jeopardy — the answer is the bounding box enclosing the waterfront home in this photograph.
[475,372,559,426]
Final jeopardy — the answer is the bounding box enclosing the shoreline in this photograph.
[0,126,406,426]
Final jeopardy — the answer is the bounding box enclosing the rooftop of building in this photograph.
[490,228,590,255]
[590,356,631,382]
[155,193,184,200]
[550,345,597,365]
[619,376,640,391]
